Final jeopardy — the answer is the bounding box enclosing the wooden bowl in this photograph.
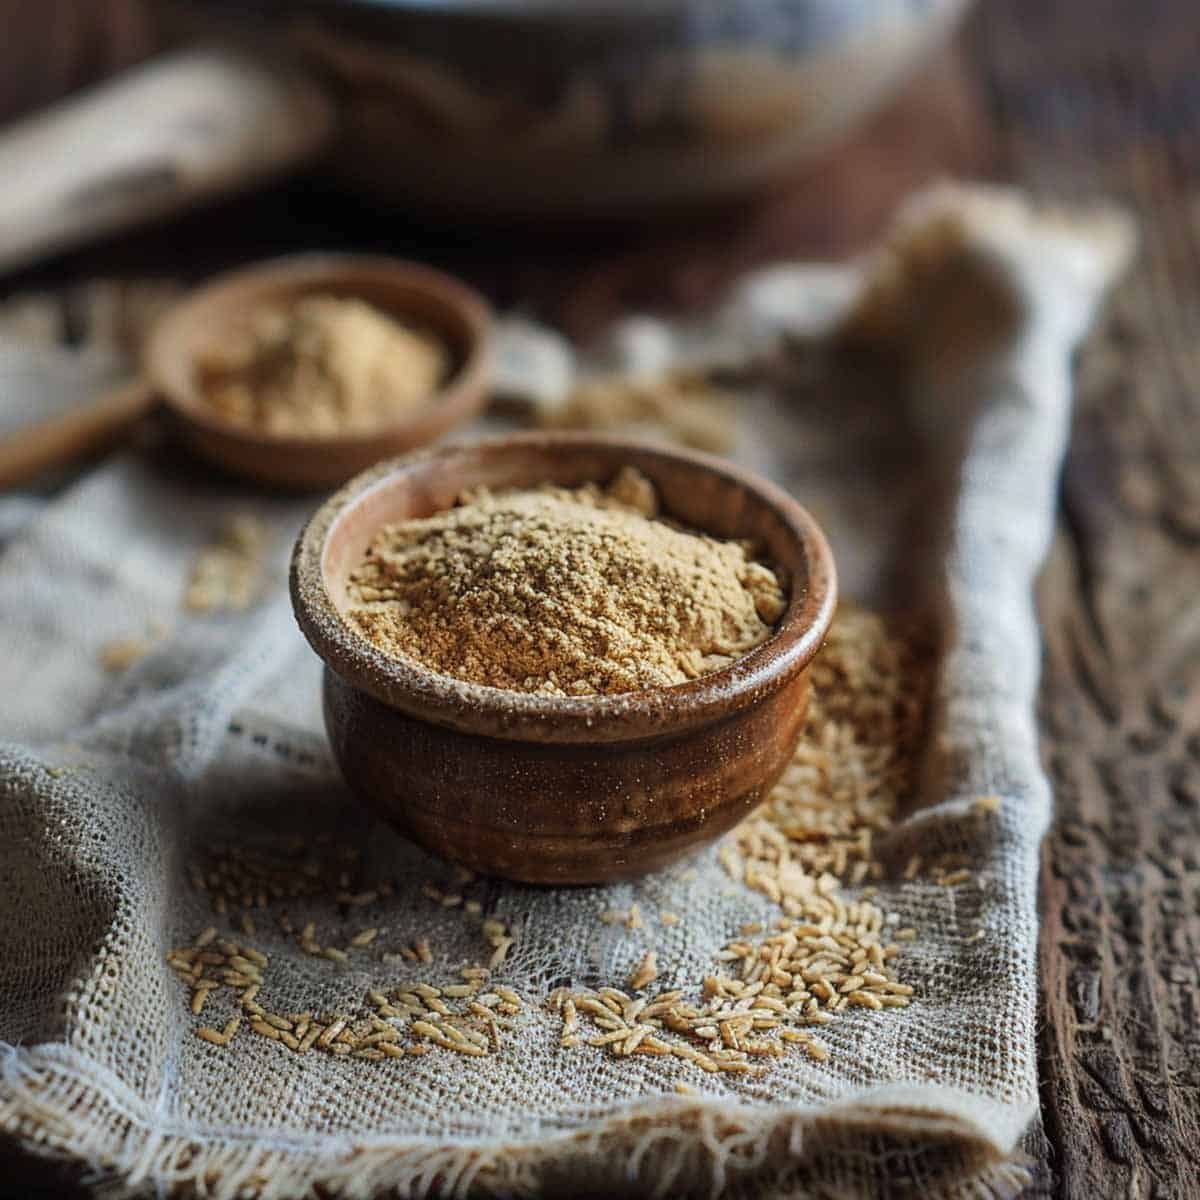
[290,433,837,884]
[145,253,493,489]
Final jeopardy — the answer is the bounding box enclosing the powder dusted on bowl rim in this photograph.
[343,467,787,697]
[195,294,449,436]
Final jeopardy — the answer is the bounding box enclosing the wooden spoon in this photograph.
[0,254,493,490]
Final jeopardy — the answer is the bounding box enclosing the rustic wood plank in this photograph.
[976,1,1200,1195]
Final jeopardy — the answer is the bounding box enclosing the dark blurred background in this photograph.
[0,0,990,335]
[0,0,155,124]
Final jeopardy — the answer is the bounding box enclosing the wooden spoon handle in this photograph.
[0,48,334,277]
[0,378,156,488]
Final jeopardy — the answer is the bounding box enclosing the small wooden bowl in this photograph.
[146,254,492,489]
[290,433,837,884]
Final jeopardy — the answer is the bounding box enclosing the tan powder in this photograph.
[536,369,736,453]
[185,514,270,613]
[196,295,447,436]
[98,636,152,673]
[345,467,785,696]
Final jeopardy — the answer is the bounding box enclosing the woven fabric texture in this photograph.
[0,186,1130,1198]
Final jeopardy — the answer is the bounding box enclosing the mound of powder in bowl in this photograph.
[196,295,448,435]
[344,466,787,696]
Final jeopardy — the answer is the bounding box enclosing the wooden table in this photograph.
[978,3,1200,1196]
[1,1,1196,1194]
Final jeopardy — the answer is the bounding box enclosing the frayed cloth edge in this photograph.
[1,1042,1030,1200]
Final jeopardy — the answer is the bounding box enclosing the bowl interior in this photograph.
[326,441,801,613]
[145,255,490,444]
[297,434,837,742]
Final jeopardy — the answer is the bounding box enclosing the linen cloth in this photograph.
[0,185,1131,1198]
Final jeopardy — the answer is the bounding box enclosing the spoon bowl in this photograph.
[146,253,493,489]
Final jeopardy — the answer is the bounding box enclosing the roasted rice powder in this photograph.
[344,467,785,696]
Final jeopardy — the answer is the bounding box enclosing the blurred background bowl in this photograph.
[0,0,973,277]
[216,0,973,217]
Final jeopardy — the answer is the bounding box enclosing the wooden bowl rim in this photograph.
[143,252,493,454]
[290,432,837,744]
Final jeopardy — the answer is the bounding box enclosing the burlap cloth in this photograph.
[0,185,1132,1198]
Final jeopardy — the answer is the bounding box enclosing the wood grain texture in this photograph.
[974,1,1200,1195]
